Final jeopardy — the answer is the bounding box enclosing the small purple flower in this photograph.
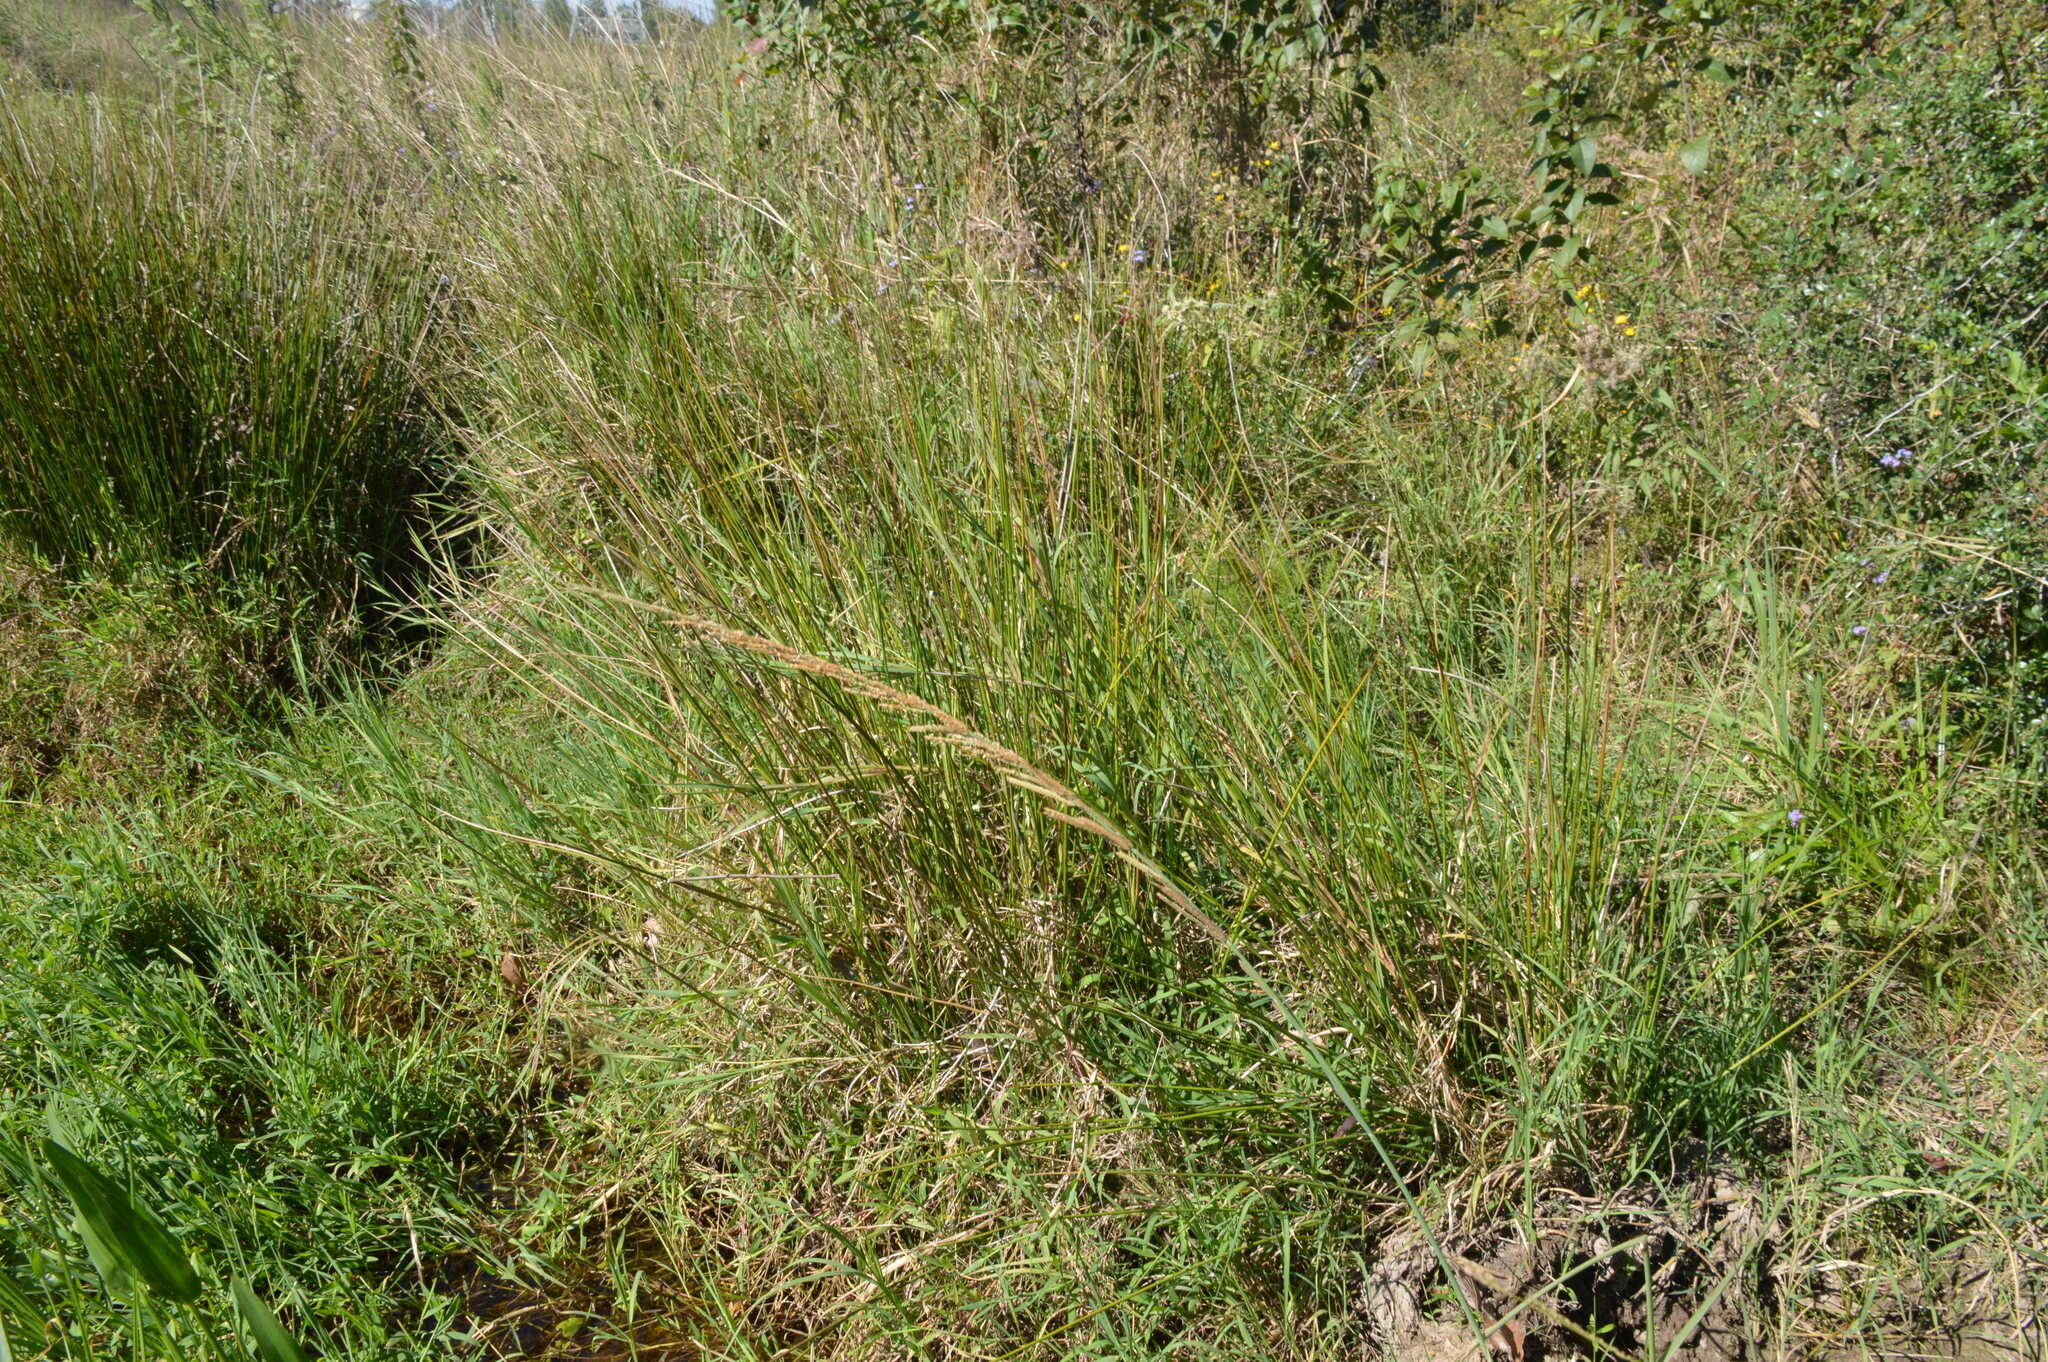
[1130,248,1149,264]
[1852,624,1867,637]
[1873,570,1890,585]
[1787,808,1805,826]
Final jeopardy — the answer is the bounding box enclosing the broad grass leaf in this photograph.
[233,1280,316,1362]
[38,1138,200,1304]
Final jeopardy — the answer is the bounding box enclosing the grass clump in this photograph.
[0,106,457,681]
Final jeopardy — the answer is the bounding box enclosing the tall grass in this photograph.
[0,4,2041,1357]
[0,104,454,663]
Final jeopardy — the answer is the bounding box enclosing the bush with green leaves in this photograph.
[1727,32,2048,759]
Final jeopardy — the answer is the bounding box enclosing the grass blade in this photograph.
[38,1138,199,1305]
[232,1280,315,1362]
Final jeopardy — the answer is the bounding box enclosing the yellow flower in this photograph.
[1613,313,1630,325]
[1929,407,1943,418]
[1623,326,1636,337]
[1071,312,1082,322]
[1576,284,1592,299]
[1267,141,1279,151]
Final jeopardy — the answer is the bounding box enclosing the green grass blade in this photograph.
[38,1138,200,1305]
[232,1280,315,1362]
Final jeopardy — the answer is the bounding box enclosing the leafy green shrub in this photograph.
[1733,36,2048,759]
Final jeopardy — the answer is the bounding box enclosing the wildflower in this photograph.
[1623,327,1636,337]
[1267,141,1279,151]
[1852,625,1868,637]
[1872,570,1890,585]
[1130,248,1148,264]
[1070,312,1082,322]
[1613,313,1630,325]
[1787,808,1804,825]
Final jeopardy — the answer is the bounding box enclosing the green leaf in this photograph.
[1679,136,1713,174]
[39,1139,200,1304]
[73,1216,134,1299]
[233,1281,316,1362]
[1553,234,1584,269]
[1569,136,1598,176]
